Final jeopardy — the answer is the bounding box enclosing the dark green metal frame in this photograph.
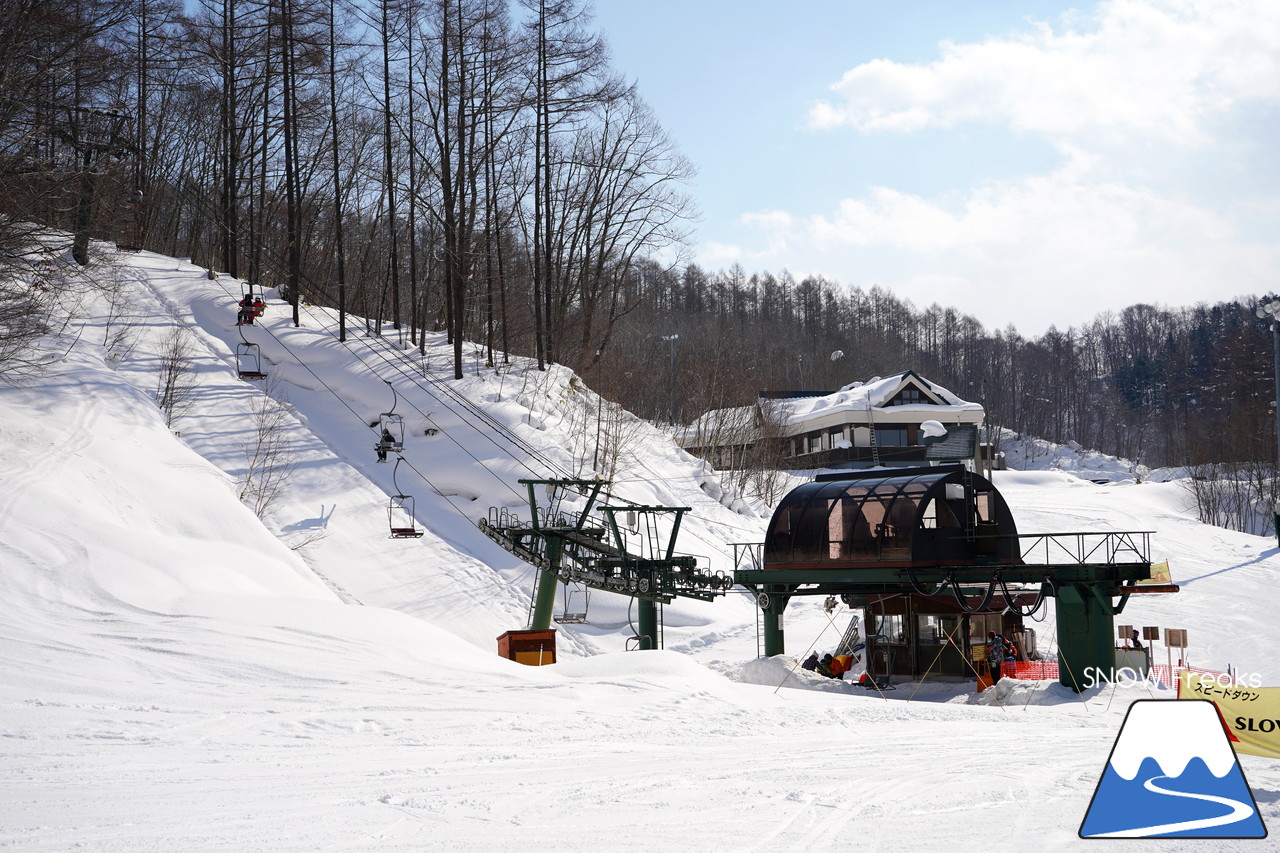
[479,479,731,652]
[734,530,1153,692]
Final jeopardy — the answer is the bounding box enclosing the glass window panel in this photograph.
[935,497,960,528]
[854,498,885,559]
[792,494,834,561]
[918,614,961,644]
[876,427,909,446]
[921,498,937,529]
[827,498,843,559]
[873,613,907,643]
[969,613,1002,657]
[974,492,991,522]
[880,496,913,559]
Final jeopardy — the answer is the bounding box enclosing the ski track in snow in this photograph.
[0,245,1278,851]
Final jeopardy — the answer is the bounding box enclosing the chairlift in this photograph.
[388,457,424,539]
[553,583,590,624]
[625,634,652,652]
[236,283,265,326]
[235,325,267,380]
[375,379,405,460]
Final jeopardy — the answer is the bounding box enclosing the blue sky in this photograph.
[592,0,1280,336]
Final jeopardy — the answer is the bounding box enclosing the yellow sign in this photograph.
[1178,670,1280,760]
[1139,560,1173,585]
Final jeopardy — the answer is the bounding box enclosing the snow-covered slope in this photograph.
[1,246,1277,851]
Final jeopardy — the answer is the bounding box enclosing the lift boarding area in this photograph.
[482,465,1177,692]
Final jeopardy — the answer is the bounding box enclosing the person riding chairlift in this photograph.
[238,292,264,322]
[376,428,395,463]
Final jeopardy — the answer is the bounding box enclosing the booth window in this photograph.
[873,613,908,644]
[918,614,960,644]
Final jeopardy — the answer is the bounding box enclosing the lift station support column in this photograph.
[529,537,564,631]
[760,588,789,657]
[1054,582,1129,692]
[637,599,658,651]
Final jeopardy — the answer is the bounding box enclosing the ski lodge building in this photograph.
[676,370,988,471]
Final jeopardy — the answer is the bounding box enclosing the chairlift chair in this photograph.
[235,326,267,380]
[388,494,424,539]
[388,458,424,539]
[236,284,265,325]
[377,413,405,454]
[375,380,405,457]
[553,584,590,624]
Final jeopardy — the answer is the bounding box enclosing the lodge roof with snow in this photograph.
[676,370,987,471]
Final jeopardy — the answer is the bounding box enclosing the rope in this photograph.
[906,620,969,703]
[772,605,845,694]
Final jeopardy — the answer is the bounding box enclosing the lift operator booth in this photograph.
[733,465,1167,691]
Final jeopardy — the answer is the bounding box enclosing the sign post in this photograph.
[1166,628,1188,677]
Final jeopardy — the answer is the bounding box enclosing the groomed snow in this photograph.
[1,243,1277,851]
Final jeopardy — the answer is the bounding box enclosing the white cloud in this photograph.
[737,210,796,256]
[804,167,1231,254]
[809,0,1280,147]
[713,0,1280,332]
[699,241,744,264]
[732,161,1276,331]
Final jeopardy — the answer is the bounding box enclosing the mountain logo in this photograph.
[1080,700,1267,838]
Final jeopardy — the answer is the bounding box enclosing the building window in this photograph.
[876,427,910,446]
[886,387,932,406]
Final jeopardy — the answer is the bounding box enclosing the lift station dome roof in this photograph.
[764,465,1021,569]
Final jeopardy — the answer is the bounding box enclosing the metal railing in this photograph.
[730,541,764,572]
[729,530,1153,573]
[1014,531,1152,566]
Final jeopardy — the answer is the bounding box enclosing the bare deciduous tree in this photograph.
[154,326,198,426]
[239,379,297,518]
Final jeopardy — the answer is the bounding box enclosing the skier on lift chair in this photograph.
[376,428,394,463]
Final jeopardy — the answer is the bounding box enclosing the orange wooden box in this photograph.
[497,628,557,666]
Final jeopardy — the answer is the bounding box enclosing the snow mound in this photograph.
[999,431,1146,482]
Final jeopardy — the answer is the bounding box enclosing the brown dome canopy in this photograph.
[764,465,1020,569]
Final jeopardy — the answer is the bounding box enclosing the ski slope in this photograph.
[1,245,1277,851]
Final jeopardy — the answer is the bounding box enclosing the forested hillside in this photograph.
[598,269,1269,473]
[1,0,1269,481]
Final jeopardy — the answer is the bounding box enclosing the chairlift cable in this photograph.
[265,260,762,534]
[203,279,498,526]
[129,176,544,522]
[308,304,566,474]
[293,299,560,488]
[196,246,762,559]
